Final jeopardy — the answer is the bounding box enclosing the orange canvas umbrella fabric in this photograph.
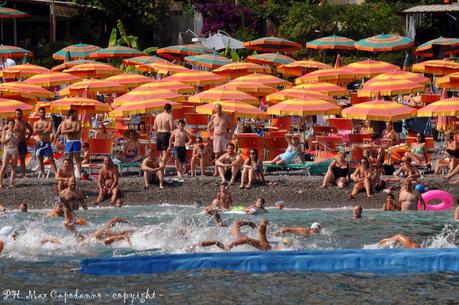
[341,100,416,121]
[293,82,349,96]
[243,37,302,52]
[295,68,354,84]
[188,86,258,105]
[113,89,186,106]
[436,72,459,89]
[135,62,190,74]
[0,64,48,78]
[358,78,424,97]
[235,73,290,88]
[247,53,295,66]
[224,80,276,97]
[122,55,167,66]
[51,60,101,72]
[267,98,340,116]
[24,72,81,87]
[110,99,181,117]
[49,97,111,114]
[0,82,54,99]
[266,88,335,103]
[63,63,122,78]
[137,81,194,94]
[184,54,232,69]
[105,74,152,88]
[277,60,332,77]
[162,71,226,86]
[212,62,269,77]
[368,70,429,85]
[341,60,400,78]
[0,98,33,117]
[412,59,459,76]
[195,100,268,119]
[417,97,459,117]
[59,80,127,97]
[88,46,145,59]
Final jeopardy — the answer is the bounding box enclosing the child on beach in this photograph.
[168,120,192,177]
[190,137,213,177]
[81,142,90,164]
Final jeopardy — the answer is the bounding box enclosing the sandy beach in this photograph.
[1,174,457,211]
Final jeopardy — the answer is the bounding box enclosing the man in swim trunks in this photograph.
[204,184,233,213]
[399,179,425,211]
[207,103,234,175]
[168,119,192,177]
[56,158,74,192]
[60,177,87,211]
[215,142,243,185]
[60,109,82,178]
[153,103,174,161]
[13,108,33,178]
[96,157,121,206]
[278,222,321,235]
[33,107,57,177]
[141,149,165,189]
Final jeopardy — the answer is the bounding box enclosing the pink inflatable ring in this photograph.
[418,190,454,211]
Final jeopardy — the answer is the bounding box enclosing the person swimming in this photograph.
[279,222,321,235]
[0,226,15,254]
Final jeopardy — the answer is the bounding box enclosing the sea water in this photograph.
[0,205,458,304]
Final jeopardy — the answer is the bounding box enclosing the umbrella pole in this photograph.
[1,20,3,43]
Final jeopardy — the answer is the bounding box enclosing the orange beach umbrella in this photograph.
[358,78,424,97]
[188,86,258,105]
[105,74,153,89]
[267,98,340,116]
[162,71,226,86]
[63,63,122,79]
[293,82,349,96]
[110,99,181,117]
[341,100,416,121]
[137,81,194,94]
[24,72,81,87]
[235,73,290,88]
[196,100,268,119]
[113,89,186,106]
[0,98,33,117]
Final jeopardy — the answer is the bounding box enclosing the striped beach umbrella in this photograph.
[412,59,459,76]
[415,37,459,57]
[59,79,127,97]
[357,78,425,97]
[184,54,232,69]
[105,74,153,89]
[277,60,332,77]
[293,82,349,96]
[235,73,290,88]
[266,88,335,104]
[135,62,190,75]
[295,68,354,84]
[51,60,101,72]
[355,34,413,52]
[0,7,28,18]
[341,100,416,121]
[244,37,302,52]
[137,80,194,94]
[63,63,122,78]
[0,82,54,99]
[306,35,355,50]
[0,45,32,58]
[24,72,81,87]
[113,89,186,106]
[213,62,269,78]
[0,98,33,117]
[267,98,340,116]
[368,70,429,85]
[436,72,459,89]
[189,86,258,105]
[156,44,214,61]
[122,55,167,66]
[224,80,276,97]
[341,60,400,78]
[89,46,145,59]
[417,97,459,117]
[0,63,48,78]
[49,97,111,115]
[163,71,226,86]
[110,99,181,118]
[247,53,295,66]
[196,100,268,119]
[53,43,101,60]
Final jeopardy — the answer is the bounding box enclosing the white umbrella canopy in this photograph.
[201,31,245,51]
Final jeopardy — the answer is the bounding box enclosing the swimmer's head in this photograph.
[310,222,321,234]
[0,226,14,237]
[19,203,27,212]
[114,199,123,207]
[275,201,285,210]
[353,205,362,219]
[281,238,293,247]
[255,198,265,208]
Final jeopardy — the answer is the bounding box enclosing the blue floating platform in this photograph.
[80,248,459,275]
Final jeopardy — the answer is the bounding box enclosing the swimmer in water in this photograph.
[59,177,87,211]
[376,234,420,249]
[352,206,362,219]
[203,185,233,213]
[0,226,16,253]
[382,193,401,211]
[243,198,267,214]
[18,203,27,212]
[279,222,321,235]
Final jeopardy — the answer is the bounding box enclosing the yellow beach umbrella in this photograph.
[110,99,181,118]
[341,100,416,121]
[0,98,33,117]
[63,63,122,79]
[417,97,459,117]
[59,80,127,97]
[358,77,425,97]
[196,100,268,119]
[266,88,335,104]
[135,62,190,75]
[113,89,186,106]
[224,80,276,97]
[295,68,354,84]
[105,74,153,89]
[0,82,54,99]
[277,60,332,77]
[212,62,269,78]
[188,86,258,105]
[436,72,459,89]
[235,73,290,88]
[340,60,400,78]
[267,98,341,116]
[412,59,459,76]
[0,64,48,78]
[293,82,349,96]
[368,70,429,85]
[137,81,194,94]
[163,71,226,86]
[24,71,82,87]
[49,97,111,114]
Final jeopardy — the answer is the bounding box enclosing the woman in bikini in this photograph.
[321,151,350,189]
[268,135,304,165]
[240,148,265,189]
[116,130,142,163]
[350,157,372,199]
[0,119,19,188]
[404,132,427,164]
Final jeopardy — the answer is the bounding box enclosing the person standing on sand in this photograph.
[168,119,192,177]
[0,119,19,188]
[207,103,234,176]
[60,109,82,178]
[13,108,33,178]
[399,179,425,211]
[153,103,174,162]
[141,150,165,189]
[33,107,57,177]
[96,157,121,206]
[56,158,74,192]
